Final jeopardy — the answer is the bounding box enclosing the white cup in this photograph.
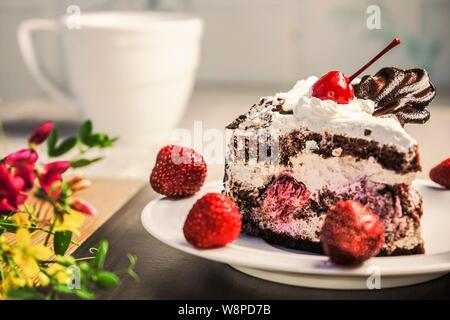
[18,11,204,143]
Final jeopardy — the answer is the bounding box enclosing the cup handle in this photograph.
[17,19,77,109]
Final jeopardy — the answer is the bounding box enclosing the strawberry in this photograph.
[321,200,384,266]
[150,145,207,197]
[183,193,242,249]
[429,158,450,189]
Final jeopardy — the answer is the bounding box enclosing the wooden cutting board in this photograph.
[6,178,145,255]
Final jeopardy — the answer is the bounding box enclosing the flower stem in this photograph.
[44,219,57,246]
[0,221,52,234]
[74,256,96,261]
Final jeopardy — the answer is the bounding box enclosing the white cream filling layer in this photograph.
[226,153,416,193]
[256,212,324,242]
[290,154,416,191]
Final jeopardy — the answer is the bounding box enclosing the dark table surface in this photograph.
[74,186,450,300]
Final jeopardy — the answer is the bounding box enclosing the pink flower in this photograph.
[5,149,38,166]
[5,149,38,190]
[0,164,27,213]
[38,161,70,194]
[70,198,97,216]
[28,121,53,145]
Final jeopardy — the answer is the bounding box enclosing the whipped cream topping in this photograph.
[295,91,375,120]
[272,76,417,152]
[280,76,318,112]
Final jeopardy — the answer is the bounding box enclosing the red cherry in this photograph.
[311,38,401,105]
[312,71,354,104]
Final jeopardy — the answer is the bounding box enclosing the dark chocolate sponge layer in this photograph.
[227,129,420,175]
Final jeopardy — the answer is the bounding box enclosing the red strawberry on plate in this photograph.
[430,158,450,189]
[150,145,207,197]
[321,200,384,266]
[183,193,242,249]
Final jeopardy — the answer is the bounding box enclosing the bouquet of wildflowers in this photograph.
[0,120,136,299]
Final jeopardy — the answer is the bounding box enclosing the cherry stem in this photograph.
[348,38,401,83]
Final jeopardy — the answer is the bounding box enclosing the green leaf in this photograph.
[70,157,103,168]
[47,125,77,157]
[91,133,115,148]
[53,231,73,255]
[79,120,93,145]
[94,240,108,270]
[74,289,95,300]
[52,136,77,157]
[0,218,17,232]
[95,271,120,289]
[77,119,116,149]
[1,224,17,233]
[6,288,46,300]
[47,127,58,157]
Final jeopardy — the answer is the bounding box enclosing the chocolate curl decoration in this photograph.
[354,67,436,125]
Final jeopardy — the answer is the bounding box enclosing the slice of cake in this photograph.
[224,69,434,256]
[223,39,435,257]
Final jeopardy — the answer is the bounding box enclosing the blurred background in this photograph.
[1,0,449,179]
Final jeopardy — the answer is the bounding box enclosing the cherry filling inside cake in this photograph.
[224,68,435,256]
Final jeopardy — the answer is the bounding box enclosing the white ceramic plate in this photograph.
[141,179,450,289]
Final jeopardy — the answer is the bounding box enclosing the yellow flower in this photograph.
[38,272,50,286]
[0,234,10,251]
[11,229,52,278]
[54,210,84,235]
[1,273,30,291]
[46,263,69,284]
[11,213,31,228]
[1,273,34,300]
